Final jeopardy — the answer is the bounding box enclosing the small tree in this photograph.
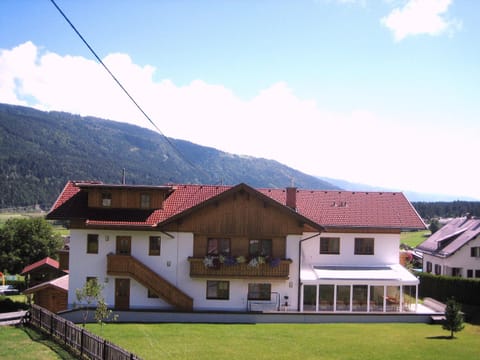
[94,297,118,335]
[75,278,103,327]
[76,278,117,329]
[443,297,464,339]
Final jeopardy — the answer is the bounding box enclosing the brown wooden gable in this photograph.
[161,184,322,258]
[162,184,319,236]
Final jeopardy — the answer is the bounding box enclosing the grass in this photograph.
[0,212,44,226]
[0,326,76,360]
[7,294,28,304]
[86,322,480,360]
[401,230,430,248]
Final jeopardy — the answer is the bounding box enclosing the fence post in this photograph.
[64,319,68,345]
[50,314,54,336]
[80,328,84,358]
[103,339,107,360]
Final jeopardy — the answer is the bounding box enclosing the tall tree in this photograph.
[443,297,465,339]
[0,217,62,274]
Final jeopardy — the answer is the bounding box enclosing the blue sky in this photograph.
[1,0,479,200]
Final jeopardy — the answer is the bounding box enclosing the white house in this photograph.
[416,216,480,278]
[47,181,426,313]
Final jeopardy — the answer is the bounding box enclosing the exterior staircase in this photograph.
[107,254,193,311]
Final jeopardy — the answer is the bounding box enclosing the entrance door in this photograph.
[115,278,130,310]
[116,236,131,255]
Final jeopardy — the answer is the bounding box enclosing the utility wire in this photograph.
[49,0,200,172]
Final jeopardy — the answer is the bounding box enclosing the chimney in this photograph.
[286,187,297,210]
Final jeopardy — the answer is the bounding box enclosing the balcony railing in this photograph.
[188,257,292,279]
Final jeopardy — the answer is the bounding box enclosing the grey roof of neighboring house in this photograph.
[416,217,480,257]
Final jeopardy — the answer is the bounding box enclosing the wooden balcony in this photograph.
[188,257,292,279]
[107,254,193,311]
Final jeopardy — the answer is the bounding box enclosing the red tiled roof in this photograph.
[23,274,69,294]
[47,182,426,231]
[259,188,426,230]
[21,257,60,275]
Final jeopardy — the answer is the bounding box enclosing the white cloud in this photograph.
[0,42,478,199]
[381,0,462,41]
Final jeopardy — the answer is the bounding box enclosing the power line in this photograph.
[49,0,200,172]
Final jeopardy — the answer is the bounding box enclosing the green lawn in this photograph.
[401,230,430,248]
[0,326,76,360]
[86,322,480,360]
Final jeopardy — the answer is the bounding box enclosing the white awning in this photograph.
[301,264,419,286]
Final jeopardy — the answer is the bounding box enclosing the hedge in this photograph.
[416,272,480,306]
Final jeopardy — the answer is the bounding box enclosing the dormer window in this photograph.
[101,192,112,207]
[140,193,151,209]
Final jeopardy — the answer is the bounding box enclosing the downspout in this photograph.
[297,231,322,311]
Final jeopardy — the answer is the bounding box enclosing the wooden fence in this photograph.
[27,304,141,360]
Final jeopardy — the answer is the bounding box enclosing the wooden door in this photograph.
[115,278,130,310]
[116,236,131,255]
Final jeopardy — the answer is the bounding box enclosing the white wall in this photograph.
[69,229,401,311]
[69,229,299,311]
[301,232,400,267]
[423,235,480,278]
[68,229,188,309]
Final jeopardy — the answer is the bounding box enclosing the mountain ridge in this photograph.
[0,103,338,208]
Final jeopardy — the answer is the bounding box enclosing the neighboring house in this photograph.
[46,181,425,313]
[21,257,68,288]
[416,216,480,278]
[23,275,69,313]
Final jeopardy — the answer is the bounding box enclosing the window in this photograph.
[354,238,374,255]
[249,239,272,257]
[140,193,150,209]
[101,192,112,207]
[476,270,480,278]
[248,283,271,300]
[87,234,99,254]
[149,236,161,256]
[467,269,473,278]
[206,281,229,300]
[320,237,340,254]
[451,268,461,277]
[148,289,159,298]
[86,277,98,286]
[434,264,442,275]
[471,247,480,257]
[426,261,432,273]
[207,238,231,256]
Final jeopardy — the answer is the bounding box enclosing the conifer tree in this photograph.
[442,297,464,339]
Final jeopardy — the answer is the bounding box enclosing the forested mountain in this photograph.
[412,201,480,220]
[0,103,338,209]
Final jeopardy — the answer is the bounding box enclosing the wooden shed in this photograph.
[23,275,68,313]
